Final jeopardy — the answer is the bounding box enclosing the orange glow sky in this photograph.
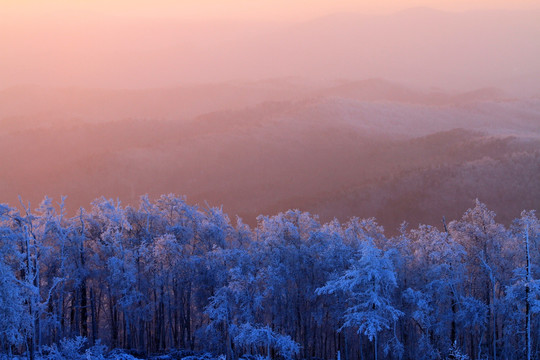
[3,0,540,20]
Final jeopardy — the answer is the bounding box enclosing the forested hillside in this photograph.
[0,196,538,360]
[1,83,539,231]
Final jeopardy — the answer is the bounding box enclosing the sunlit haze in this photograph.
[4,0,540,20]
[0,0,539,222]
[1,0,539,89]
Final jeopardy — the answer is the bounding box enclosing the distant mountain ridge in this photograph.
[312,78,508,105]
[0,79,516,127]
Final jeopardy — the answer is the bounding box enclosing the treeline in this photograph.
[0,195,538,360]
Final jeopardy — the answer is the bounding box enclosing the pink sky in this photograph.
[4,0,540,20]
[1,0,539,90]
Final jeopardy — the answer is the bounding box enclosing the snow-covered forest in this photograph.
[2,1,539,359]
[0,195,537,360]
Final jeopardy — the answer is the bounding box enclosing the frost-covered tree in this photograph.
[0,255,27,355]
[0,205,27,354]
[0,195,537,359]
[506,211,540,360]
[205,249,254,360]
[400,224,466,359]
[449,200,508,359]
[317,238,403,360]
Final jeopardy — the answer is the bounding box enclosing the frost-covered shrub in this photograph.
[166,349,196,360]
[106,348,140,360]
[41,336,87,360]
[239,355,266,360]
[41,338,121,360]
[181,353,215,360]
[60,337,87,358]
[85,340,108,360]
[446,341,469,360]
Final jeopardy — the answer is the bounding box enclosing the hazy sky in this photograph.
[4,0,540,20]
[1,0,539,90]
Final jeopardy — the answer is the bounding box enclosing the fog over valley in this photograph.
[1,78,539,231]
